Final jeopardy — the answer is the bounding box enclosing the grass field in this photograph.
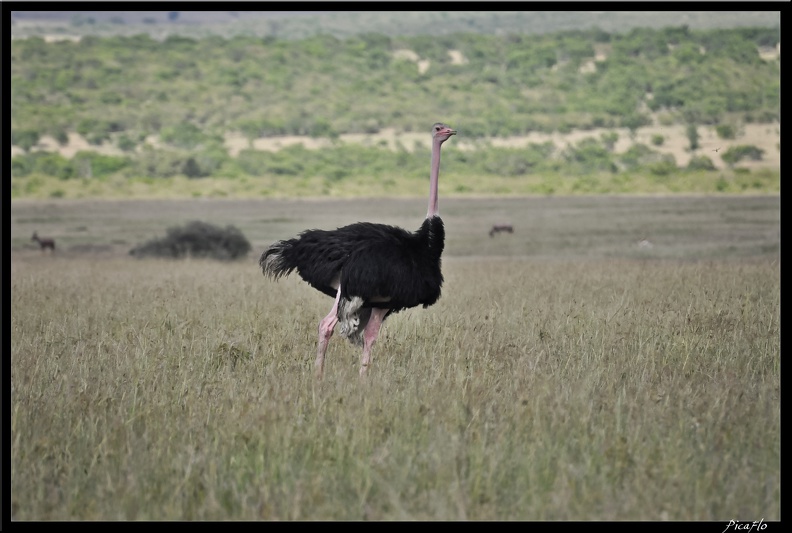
[10,196,780,520]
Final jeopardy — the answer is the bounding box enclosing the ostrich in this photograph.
[31,231,55,252]
[260,122,456,377]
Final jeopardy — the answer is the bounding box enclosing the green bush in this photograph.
[192,143,231,177]
[11,130,41,152]
[622,113,652,133]
[159,123,217,149]
[715,123,737,139]
[75,118,101,138]
[71,151,131,178]
[11,151,74,179]
[477,144,555,176]
[687,155,717,171]
[133,146,186,178]
[236,118,288,140]
[721,145,764,165]
[182,157,207,178]
[562,137,617,174]
[686,124,700,151]
[237,147,306,176]
[647,159,678,176]
[52,128,70,146]
[129,220,251,260]
[601,132,619,151]
[11,151,131,179]
[117,134,138,152]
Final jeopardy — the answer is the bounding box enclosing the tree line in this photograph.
[10,25,779,186]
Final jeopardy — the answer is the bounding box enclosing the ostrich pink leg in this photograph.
[316,287,342,378]
[359,308,389,376]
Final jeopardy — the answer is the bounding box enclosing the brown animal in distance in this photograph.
[489,224,514,237]
[32,232,56,252]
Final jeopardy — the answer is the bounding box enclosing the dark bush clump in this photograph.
[721,145,764,166]
[130,220,251,260]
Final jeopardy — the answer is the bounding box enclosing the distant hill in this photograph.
[10,11,321,24]
[9,11,780,198]
[10,10,781,40]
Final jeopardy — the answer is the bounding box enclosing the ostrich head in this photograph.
[432,123,457,144]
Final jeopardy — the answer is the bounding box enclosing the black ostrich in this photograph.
[260,122,456,377]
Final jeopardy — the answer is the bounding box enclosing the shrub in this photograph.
[71,151,131,178]
[11,151,74,179]
[237,148,305,176]
[601,132,619,151]
[647,160,678,176]
[236,118,287,140]
[190,143,231,177]
[715,124,737,140]
[686,124,700,151]
[182,157,207,178]
[619,143,656,170]
[622,113,652,134]
[51,128,70,146]
[687,155,717,171]
[11,129,40,152]
[132,146,185,178]
[76,118,101,138]
[721,145,764,166]
[562,137,618,174]
[117,134,138,152]
[129,221,251,261]
[159,123,216,150]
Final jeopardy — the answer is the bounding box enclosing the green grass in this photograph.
[9,167,781,200]
[10,197,780,520]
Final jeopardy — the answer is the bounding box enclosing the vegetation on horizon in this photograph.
[9,160,780,200]
[11,27,779,140]
[10,25,780,198]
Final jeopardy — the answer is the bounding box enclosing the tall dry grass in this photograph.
[10,254,779,520]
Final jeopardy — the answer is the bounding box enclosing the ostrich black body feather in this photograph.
[260,216,444,314]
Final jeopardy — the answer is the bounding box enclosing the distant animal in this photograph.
[489,224,514,237]
[638,239,654,249]
[713,147,721,153]
[31,231,55,252]
[260,123,456,377]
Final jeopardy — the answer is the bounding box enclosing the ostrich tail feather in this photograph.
[259,240,294,279]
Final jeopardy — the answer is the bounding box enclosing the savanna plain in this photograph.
[10,195,780,520]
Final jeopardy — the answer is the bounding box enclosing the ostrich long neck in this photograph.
[426,138,443,219]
